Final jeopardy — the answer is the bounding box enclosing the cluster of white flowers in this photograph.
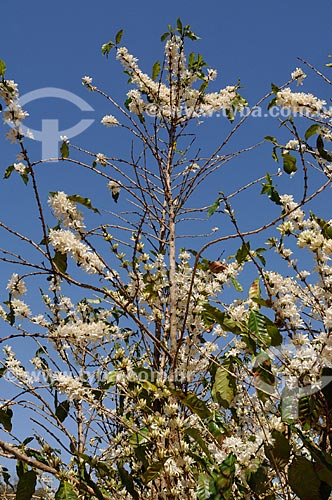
[4,346,31,384]
[11,298,31,318]
[81,75,95,91]
[265,271,303,329]
[96,152,107,165]
[52,319,115,343]
[48,191,85,230]
[6,273,27,297]
[13,162,27,174]
[290,67,306,85]
[101,114,120,127]
[0,79,32,144]
[107,180,121,197]
[297,228,325,250]
[276,88,326,115]
[279,194,304,227]
[52,373,91,401]
[49,229,104,274]
[221,435,264,469]
[284,139,301,151]
[115,40,245,122]
[165,38,186,80]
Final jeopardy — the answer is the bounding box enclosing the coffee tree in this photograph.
[1,18,332,499]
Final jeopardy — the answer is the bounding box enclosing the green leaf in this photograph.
[271,83,280,94]
[201,304,245,335]
[265,318,282,346]
[4,164,28,185]
[248,310,270,346]
[267,96,277,110]
[261,174,282,205]
[282,153,297,174]
[208,416,228,442]
[185,427,212,459]
[16,470,37,500]
[264,136,278,145]
[129,427,149,447]
[197,473,214,500]
[305,124,321,140]
[101,40,114,57]
[265,430,291,470]
[288,456,321,500]
[4,165,15,180]
[55,400,70,423]
[199,81,208,94]
[0,59,6,78]
[105,370,117,387]
[248,467,270,497]
[5,299,15,326]
[151,61,161,81]
[16,460,28,479]
[112,190,120,203]
[311,213,332,239]
[160,32,170,42]
[212,364,236,408]
[176,18,183,32]
[321,367,332,409]
[293,427,332,488]
[52,251,67,274]
[22,437,34,446]
[253,352,275,399]
[142,459,167,484]
[67,194,100,214]
[215,453,236,499]
[118,465,140,499]
[317,135,332,162]
[231,277,243,292]
[0,407,12,432]
[124,97,132,110]
[60,141,69,159]
[207,198,221,217]
[55,481,78,500]
[236,242,250,264]
[172,390,211,419]
[115,29,124,45]
[20,172,29,185]
[272,146,279,162]
[248,278,260,302]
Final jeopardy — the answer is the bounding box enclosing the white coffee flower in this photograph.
[101,115,119,127]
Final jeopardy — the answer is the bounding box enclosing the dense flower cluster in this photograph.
[49,229,104,273]
[48,191,85,230]
[276,87,326,115]
[6,273,27,297]
[115,37,246,121]
[290,67,306,85]
[0,78,32,144]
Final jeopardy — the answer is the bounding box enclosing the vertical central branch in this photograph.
[165,133,177,386]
